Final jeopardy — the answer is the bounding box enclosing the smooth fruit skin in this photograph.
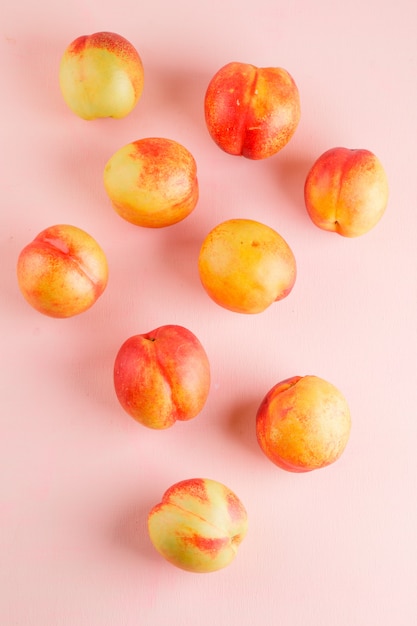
[198,218,296,314]
[304,147,389,237]
[148,478,248,573]
[103,137,199,227]
[59,31,144,120]
[204,62,300,159]
[256,375,351,472]
[16,224,108,318]
[113,325,210,429]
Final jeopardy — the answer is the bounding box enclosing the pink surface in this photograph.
[1,1,416,624]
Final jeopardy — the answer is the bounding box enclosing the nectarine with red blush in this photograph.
[113,325,210,429]
[148,478,248,573]
[256,375,351,472]
[103,137,199,227]
[304,147,389,237]
[16,224,108,318]
[204,62,300,159]
[59,31,144,120]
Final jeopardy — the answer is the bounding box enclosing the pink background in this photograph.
[1,1,416,624]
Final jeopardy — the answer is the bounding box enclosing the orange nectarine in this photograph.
[256,375,351,472]
[198,218,296,314]
[304,147,389,237]
[16,224,108,318]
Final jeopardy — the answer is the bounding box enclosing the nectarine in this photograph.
[256,375,351,472]
[59,31,144,120]
[148,478,248,573]
[204,62,300,159]
[198,218,296,313]
[103,137,199,227]
[16,224,108,318]
[304,147,389,237]
[113,325,210,429]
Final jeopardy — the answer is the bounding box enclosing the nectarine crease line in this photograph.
[42,238,102,288]
[165,502,230,536]
[239,68,260,155]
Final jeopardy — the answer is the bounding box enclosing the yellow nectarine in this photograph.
[103,137,199,227]
[59,31,144,120]
[198,218,296,313]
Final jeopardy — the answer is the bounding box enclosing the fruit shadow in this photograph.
[1,231,27,318]
[140,60,212,138]
[274,152,314,223]
[225,397,264,461]
[154,216,209,301]
[50,309,129,429]
[72,341,118,410]
[111,494,161,566]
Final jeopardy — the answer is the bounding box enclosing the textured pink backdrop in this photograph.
[1,1,416,624]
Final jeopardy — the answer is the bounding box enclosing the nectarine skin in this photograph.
[59,31,144,120]
[304,147,389,237]
[256,375,351,472]
[148,478,248,573]
[113,325,210,429]
[16,224,108,318]
[198,218,296,314]
[204,62,300,159]
[103,137,199,227]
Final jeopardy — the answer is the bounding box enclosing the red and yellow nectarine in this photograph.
[256,375,351,472]
[304,147,389,237]
[148,478,248,573]
[59,31,144,120]
[16,224,108,318]
[103,137,199,227]
[204,62,300,159]
[113,325,210,429]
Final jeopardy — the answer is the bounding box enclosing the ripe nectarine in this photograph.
[304,147,389,237]
[113,325,210,429]
[103,137,199,227]
[204,62,300,159]
[198,218,296,313]
[16,224,108,318]
[256,375,351,472]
